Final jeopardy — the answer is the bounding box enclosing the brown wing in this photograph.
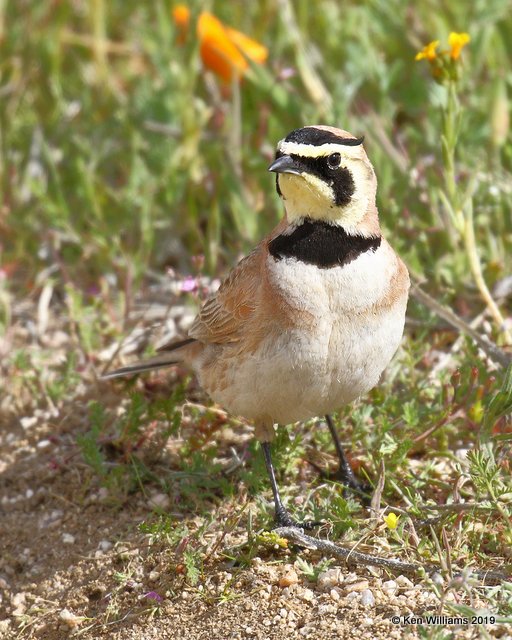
[187,244,265,344]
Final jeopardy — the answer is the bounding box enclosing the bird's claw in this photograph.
[274,507,322,531]
[309,460,372,502]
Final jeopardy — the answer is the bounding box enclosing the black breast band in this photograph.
[268,219,381,269]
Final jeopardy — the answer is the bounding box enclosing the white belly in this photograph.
[199,243,408,425]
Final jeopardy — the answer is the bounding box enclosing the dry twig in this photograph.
[411,282,512,368]
[274,527,511,586]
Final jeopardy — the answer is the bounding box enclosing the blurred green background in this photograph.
[1,0,511,308]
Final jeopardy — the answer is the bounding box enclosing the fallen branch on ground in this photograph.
[274,527,511,586]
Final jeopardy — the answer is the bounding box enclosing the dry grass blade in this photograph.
[370,458,385,519]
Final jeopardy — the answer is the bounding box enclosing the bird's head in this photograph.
[268,125,379,236]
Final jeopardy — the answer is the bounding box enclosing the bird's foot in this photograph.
[309,460,372,503]
[274,506,322,531]
[325,466,372,495]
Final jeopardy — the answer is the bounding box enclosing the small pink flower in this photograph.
[142,591,163,602]
[278,67,296,81]
[180,276,198,293]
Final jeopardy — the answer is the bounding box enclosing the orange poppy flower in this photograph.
[173,4,190,44]
[172,5,268,82]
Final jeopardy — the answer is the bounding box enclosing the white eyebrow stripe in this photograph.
[278,140,364,158]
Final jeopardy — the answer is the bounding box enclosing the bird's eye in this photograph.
[327,152,341,169]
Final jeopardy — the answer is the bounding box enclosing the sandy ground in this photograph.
[1,293,510,640]
[2,394,510,640]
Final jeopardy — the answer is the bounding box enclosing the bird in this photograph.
[103,125,410,529]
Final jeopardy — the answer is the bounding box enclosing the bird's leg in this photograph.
[261,441,293,527]
[260,441,320,530]
[323,414,371,496]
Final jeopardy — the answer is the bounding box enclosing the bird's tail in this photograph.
[101,337,196,380]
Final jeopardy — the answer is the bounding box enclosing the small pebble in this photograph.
[59,609,82,628]
[344,580,369,593]
[360,589,375,607]
[11,592,26,608]
[329,587,341,602]
[62,533,75,545]
[317,568,344,591]
[396,575,414,589]
[279,567,299,588]
[317,604,336,615]
[343,572,359,584]
[148,493,170,510]
[300,588,316,602]
[382,579,398,596]
[20,416,37,429]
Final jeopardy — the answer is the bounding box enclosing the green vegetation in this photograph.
[1,0,511,630]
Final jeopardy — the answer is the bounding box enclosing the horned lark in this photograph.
[103,126,410,528]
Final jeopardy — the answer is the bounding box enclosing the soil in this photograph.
[0,291,509,640]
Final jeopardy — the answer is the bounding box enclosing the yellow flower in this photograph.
[415,40,439,62]
[384,512,400,530]
[448,32,470,60]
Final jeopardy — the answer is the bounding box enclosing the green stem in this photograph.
[441,81,511,343]
[463,204,512,344]
[91,0,108,82]
[442,82,463,232]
